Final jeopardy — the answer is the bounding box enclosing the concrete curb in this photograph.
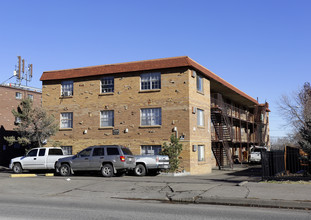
[10,173,54,178]
[10,174,37,178]
[172,196,311,210]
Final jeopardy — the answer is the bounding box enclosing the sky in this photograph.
[0,0,310,139]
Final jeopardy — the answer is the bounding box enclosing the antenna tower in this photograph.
[14,56,33,86]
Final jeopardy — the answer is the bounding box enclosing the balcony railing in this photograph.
[211,97,254,123]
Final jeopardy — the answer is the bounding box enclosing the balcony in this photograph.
[211,97,254,123]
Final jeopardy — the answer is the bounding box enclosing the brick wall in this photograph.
[0,86,41,130]
[42,67,214,174]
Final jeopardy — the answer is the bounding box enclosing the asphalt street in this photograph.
[0,195,310,220]
[0,165,311,219]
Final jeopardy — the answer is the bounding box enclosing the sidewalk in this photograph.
[117,165,311,210]
[167,180,311,210]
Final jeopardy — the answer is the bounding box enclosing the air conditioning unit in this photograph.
[63,91,72,96]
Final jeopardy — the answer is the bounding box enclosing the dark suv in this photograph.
[55,145,136,177]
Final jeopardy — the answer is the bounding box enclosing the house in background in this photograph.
[40,56,269,174]
[0,83,42,166]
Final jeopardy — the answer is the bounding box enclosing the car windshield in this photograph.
[121,147,133,155]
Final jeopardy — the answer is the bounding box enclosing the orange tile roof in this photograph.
[40,56,259,105]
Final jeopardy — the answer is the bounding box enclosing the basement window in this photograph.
[61,146,72,155]
[141,145,162,155]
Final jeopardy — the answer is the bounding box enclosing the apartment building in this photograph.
[40,56,269,174]
[0,84,42,166]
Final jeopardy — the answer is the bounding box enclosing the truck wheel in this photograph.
[134,164,146,176]
[101,164,113,177]
[12,163,22,174]
[59,164,71,176]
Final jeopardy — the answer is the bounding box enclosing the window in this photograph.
[107,147,120,155]
[60,112,73,129]
[100,110,114,127]
[16,92,22,99]
[141,108,161,126]
[198,145,205,161]
[93,148,105,156]
[121,147,133,155]
[141,145,161,155]
[140,72,161,90]
[79,148,92,157]
[39,149,46,156]
[49,149,63,155]
[61,146,72,155]
[101,77,114,93]
[27,149,38,157]
[197,109,204,127]
[61,81,73,96]
[27,94,33,100]
[196,74,203,93]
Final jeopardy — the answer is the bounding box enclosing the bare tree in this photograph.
[278,82,311,154]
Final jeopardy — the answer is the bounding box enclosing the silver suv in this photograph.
[56,145,135,177]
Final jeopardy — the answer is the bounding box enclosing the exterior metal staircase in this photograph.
[211,94,234,169]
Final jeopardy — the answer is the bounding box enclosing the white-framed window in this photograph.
[141,145,162,155]
[16,92,22,99]
[100,110,114,127]
[101,77,114,93]
[61,146,72,155]
[60,112,73,128]
[198,145,205,161]
[27,94,34,100]
[196,74,203,93]
[140,72,161,90]
[61,81,73,97]
[141,108,161,126]
[197,109,204,127]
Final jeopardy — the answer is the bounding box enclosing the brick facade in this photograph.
[0,84,42,166]
[0,85,41,130]
[40,56,268,175]
[42,67,213,174]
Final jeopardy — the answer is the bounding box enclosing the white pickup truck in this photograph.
[9,147,69,174]
[134,155,170,176]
